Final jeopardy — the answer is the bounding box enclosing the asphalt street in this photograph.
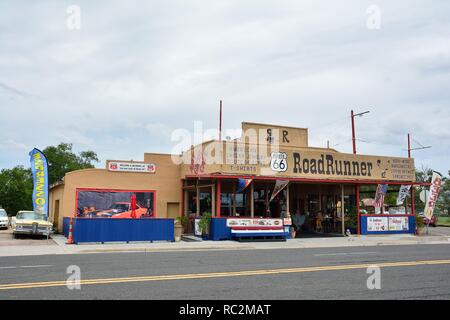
[1,243,450,300]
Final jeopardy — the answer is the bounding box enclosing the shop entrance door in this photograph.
[289,183,345,238]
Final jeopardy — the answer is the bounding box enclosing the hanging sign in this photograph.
[269,180,289,203]
[396,185,411,205]
[374,184,388,208]
[388,217,409,231]
[367,217,388,232]
[236,179,252,193]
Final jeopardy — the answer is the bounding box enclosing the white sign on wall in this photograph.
[388,217,409,231]
[107,161,156,173]
[367,217,388,232]
[226,218,283,228]
[194,219,201,236]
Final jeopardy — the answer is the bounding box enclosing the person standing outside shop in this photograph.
[291,210,306,238]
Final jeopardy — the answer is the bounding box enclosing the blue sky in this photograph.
[0,0,449,175]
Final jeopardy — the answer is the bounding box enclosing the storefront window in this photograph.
[76,189,155,218]
[220,180,251,217]
[307,194,319,214]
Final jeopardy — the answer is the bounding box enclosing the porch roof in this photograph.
[184,174,431,187]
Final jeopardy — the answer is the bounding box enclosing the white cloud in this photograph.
[0,0,449,176]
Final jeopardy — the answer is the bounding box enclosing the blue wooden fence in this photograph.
[63,217,174,243]
[360,215,416,235]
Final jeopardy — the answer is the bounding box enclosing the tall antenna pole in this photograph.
[351,110,356,154]
[219,100,222,141]
[407,133,431,221]
[408,133,411,159]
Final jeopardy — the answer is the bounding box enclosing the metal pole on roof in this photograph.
[407,133,431,229]
[408,133,411,159]
[351,109,370,155]
[351,110,356,154]
[350,109,370,235]
[408,133,415,217]
[219,100,222,141]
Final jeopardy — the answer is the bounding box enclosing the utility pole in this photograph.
[219,100,222,141]
[351,110,370,155]
[407,133,432,234]
[350,109,370,235]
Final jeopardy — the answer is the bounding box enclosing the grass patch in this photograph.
[437,216,450,227]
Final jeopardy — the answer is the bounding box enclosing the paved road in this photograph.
[0,229,57,247]
[426,226,450,237]
[0,244,450,300]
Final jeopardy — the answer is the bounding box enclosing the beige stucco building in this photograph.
[49,121,419,235]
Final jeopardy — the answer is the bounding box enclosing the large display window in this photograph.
[75,188,155,218]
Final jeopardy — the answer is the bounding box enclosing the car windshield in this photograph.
[0,210,6,217]
[109,203,129,212]
[16,212,45,220]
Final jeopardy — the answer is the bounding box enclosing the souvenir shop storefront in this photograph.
[50,121,427,243]
[180,122,425,240]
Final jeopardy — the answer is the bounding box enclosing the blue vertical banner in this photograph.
[29,148,49,219]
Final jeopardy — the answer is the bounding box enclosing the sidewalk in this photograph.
[0,233,449,257]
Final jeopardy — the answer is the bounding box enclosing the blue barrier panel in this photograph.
[210,218,231,241]
[284,226,291,239]
[360,215,416,235]
[71,218,174,244]
[63,217,70,237]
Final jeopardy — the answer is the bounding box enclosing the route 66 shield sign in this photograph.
[270,152,288,172]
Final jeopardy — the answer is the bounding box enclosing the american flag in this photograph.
[374,184,388,208]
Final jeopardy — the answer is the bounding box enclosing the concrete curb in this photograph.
[0,235,448,257]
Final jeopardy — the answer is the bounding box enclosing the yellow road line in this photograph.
[1,259,450,291]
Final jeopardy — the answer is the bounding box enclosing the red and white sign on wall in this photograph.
[107,161,156,173]
[226,218,283,228]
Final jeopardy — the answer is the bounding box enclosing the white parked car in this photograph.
[0,209,8,229]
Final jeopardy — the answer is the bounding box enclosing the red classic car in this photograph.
[94,202,149,219]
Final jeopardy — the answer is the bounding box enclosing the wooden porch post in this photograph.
[232,182,237,216]
[356,184,360,235]
[212,182,216,217]
[286,183,290,218]
[250,182,254,218]
[181,179,185,217]
[341,184,345,236]
[216,179,221,218]
[196,181,200,216]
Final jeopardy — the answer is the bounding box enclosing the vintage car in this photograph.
[90,202,149,219]
[0,209,8,229]
[12,211,53,238]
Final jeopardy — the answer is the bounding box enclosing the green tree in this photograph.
[43,143,99,185]
[436,171,450,215]
[413,167,433,212]
[0,143,98,215]
[0,166,33,215]
[413,167,449,215]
